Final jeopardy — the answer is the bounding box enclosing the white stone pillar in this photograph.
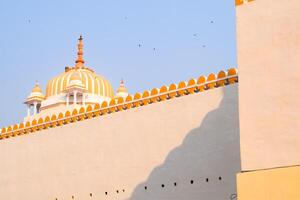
[33,102,37,115]
[27,105,31,117]
[66,94,69,107]
[73,91,77,105]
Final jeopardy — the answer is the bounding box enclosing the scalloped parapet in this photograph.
[0,68,238,141]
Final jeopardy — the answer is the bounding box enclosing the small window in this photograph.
[72,196,74,199]
[105,192,108,195]
[190,180,194,184]
[89,193,92,197]
[116,190,119,193]
[161,184,165,188]
[219,177,222,180]
[174,182,177,186]
[144,186,147,190]
[206,178,209,182]
[122,189,125,192]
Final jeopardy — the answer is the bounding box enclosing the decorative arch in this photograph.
[93,103,101,117]
[78,107,86,120]
[141,90,150,105]
[133,92,142,107]
[197,75,207,91]
[177,81,187,96]
[150,88,159,103]
[37,118,44,130]
[50,114,57,127]
[125,95,133,109]
[44,116,50,129]
[207,73,216,89]
[23,121,31,134]
[70,108,78,122]
[217,70,227,86]
[187,79,197,94]
[86,104,93,118]
[227,68,238,84]
[101,101,108,115]
[58,112,65,126]
[159,85,168,101]
[31,119,37,132]
[109,99,117,113]
[168,83,177,98]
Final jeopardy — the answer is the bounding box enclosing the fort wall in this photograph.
[0,84,240,200]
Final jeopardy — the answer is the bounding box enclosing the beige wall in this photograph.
[236,0,300,171]
[0,85,240,200]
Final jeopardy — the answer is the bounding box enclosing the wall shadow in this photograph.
[128,86,240,200]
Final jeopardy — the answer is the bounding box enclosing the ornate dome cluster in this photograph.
[24,35,127,118]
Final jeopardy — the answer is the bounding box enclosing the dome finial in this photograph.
[75,35,84,68]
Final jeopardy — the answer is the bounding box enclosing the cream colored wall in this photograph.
[237,166,300,200]
[0,85,240,200]
[236,0,300,171]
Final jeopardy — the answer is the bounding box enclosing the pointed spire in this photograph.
[75,35,84,68]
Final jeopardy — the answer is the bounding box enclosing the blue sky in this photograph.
[0,0,236,127]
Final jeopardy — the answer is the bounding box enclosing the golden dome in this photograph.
[69,71,82,82]
[46,68,114,98]
[45,36,114,99]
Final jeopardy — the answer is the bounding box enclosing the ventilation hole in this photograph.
[105,192,108,195]
[116,190,119,193]
[89,193,92,197]
[219,177,222,180]
[206,178,209,182]
[144,186,147,190]
[122,189,125,192]
[174,182,177,186]
[190,180,194,184]
[161,184,165,188]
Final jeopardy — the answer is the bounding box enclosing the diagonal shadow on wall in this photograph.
[127,86,240,200]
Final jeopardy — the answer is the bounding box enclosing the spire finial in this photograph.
[75,35,84,68]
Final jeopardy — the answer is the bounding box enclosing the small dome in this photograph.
[32,83,43,93]
[115,79,128,99]
[46,68,114,98]
[25,82,45,103]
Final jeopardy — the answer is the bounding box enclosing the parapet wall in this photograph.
[0,73,240,200]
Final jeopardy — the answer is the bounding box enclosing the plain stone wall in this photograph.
[0,85,240,200]
[237,0,300,171]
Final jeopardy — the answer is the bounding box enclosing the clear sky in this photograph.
[0,0,236,127]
